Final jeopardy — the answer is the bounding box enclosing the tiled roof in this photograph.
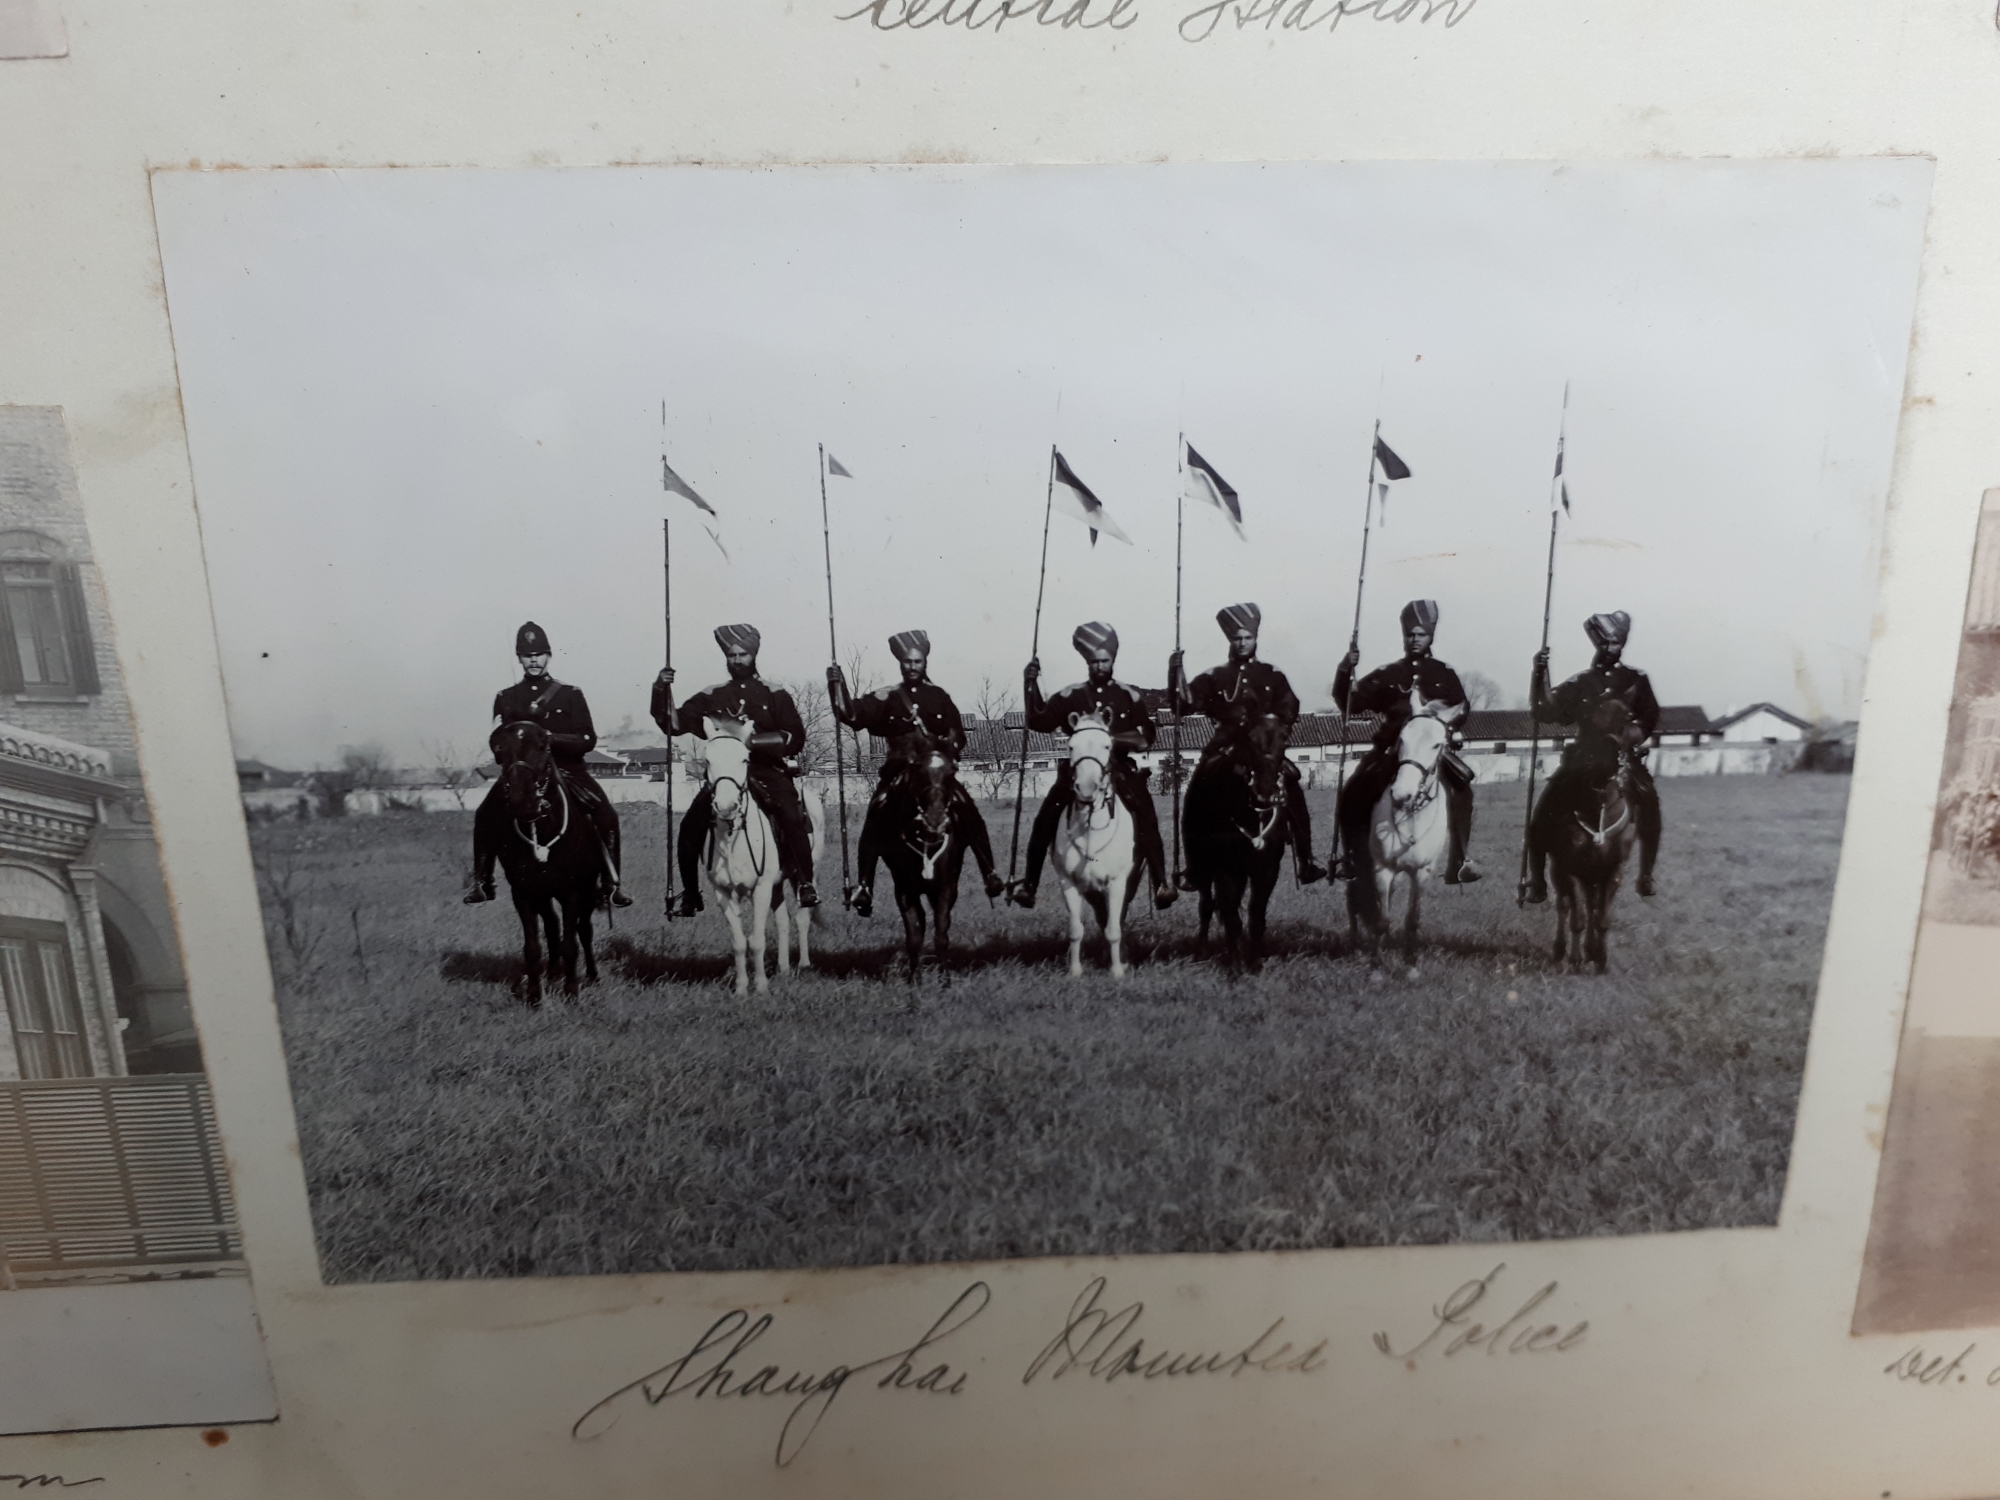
[1460,706,1716,741]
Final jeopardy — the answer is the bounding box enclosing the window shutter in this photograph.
[0,579,24,695]
[54,562,100,694]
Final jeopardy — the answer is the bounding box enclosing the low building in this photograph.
[1711,702,1815,743]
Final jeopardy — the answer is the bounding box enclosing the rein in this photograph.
[513,766,569,864]
[707,774,768,881]
[1067,756,1118,835]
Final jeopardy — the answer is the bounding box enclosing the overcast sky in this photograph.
[154,161,1927,770]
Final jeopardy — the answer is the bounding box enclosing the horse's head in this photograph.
[1065,713,1114,804]
[908,738,958,840]
[1392,711,1450,808]
[490,720,553,820]
[1229,714,1290,811]
[702,716,753,824]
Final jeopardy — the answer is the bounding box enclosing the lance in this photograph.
[1170,433,1185,886]
[1517,382,1570,906]
[660,508,679,919]
[1007,445,1059,889]
[1329,419,1383,875]
[818,444,854,906]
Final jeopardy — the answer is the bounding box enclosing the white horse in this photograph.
[1051,714,1140,979]
[701,718,823,996]
[1354,695,1456,978]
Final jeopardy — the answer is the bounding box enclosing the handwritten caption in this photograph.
[0,1480,104,1492]
[1879,1344,2000,1388]
[834,0,1477,43]
[574,1265,1587,1466]
[1372,1263,1589,1361]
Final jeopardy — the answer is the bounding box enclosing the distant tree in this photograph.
[973,673,1018,729]
[338,742,395,790]
[421,738,480,809]
[1460,670,1517,712]
[787,680,839,777]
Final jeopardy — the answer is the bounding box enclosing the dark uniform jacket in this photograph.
[1178,659,1300,741]
[494,678,598,767]
[1335,653,1468,753]
[1027,678,1156,764]
[1535,661,1660,754]
[836,681,966,769]
[651,676,805,769]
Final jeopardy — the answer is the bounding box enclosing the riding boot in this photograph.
[463,789,503,902]
[1633,761,1662,898]
[772,801,819,907]
[1282,767,1324,884]
[674,787,712,916]
[952,783,1006,900]
[1010,786,1066,908]
[851,789,886,916]
[1116,770,1175,908]
[1443,778,1481,884]
[592,803,633,906]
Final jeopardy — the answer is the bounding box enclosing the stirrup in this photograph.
[462,881,495,905]
[609,887,634,907]
[1174,870,1198,892]
[983,870,1006,901]
[676,888,704,918]
[1636,872,1656,898]
[1008,885,1037,910]
[1445,861,1483,886]
[1296,859,1328,886]
[1521,880,1549,905]
[796,882,821,908]
[1153,884,1178,910]
[849,885,873,918]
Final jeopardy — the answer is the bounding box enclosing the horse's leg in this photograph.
[1589,872,1612,974]
[750,880,772,994]
[515,895,543,1008]
[1246,859,1277,975]
[773,887,791,979]
[722,896,750,996]
[542,905,562,980]
[899,886,926,985]
[796,895,812,971]
[1197,884,1213,956]
[578,901,599,986]
[1216,870,1246,972]
[1551,875,1570,965]
[1403,874,1422,978]
[1370,869,1394,973]
[1104,879,1125,981]
[1061,881,1087,978]
[934,880,956,985]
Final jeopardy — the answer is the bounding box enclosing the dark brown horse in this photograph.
[1534,746,1640,975]
[1183,714,1291,974]
[878,740,972,985]
[490,720,607,1005]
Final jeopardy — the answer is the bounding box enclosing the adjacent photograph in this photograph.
[0,406,271,1432]
[152,161,1928,1283]
[1856,488,2000,1335]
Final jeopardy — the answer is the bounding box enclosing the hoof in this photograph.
[1406,967,1420,981]
[1369,970,1385,984]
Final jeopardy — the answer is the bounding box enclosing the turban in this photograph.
[888,629,931,661]
[1073,621,1119,657]
[1216,602,1262,635]
[1399,599,1440,633]
[515,621,551,656]
[713,623,762,653]
[1585,611,1631,648]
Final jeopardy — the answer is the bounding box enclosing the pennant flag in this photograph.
[1183,441,1245,540]
[1375,480,1390,527]
[1560,481,1572,516]
[661,455,717,516]
[1374,435,1412,482]
[1051,450,1131,547]
[827,453,854,479]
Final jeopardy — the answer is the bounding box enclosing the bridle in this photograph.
[901,752,955,882]
[1066,752,1118,835]
[706,768,768,880]
[511,759,568,864]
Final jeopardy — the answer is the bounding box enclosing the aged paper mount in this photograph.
[3,1,2000,1497]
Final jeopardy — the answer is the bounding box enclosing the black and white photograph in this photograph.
[153,161,1925,1283]
[0,407,270,1432]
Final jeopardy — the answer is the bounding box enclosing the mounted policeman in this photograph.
[1331,598,1481,888]
[1523,610,1662,903]
[828,629,1006,917]
[1168,602,1326,888]
[1009,620,1175,913]
[464,620,632,908]
[652,623,820,917]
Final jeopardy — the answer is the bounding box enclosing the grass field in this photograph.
[251,773,1848,1283]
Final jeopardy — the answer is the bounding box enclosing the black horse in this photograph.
[878,740,974,985]
[1531,705,1641,974]
[489,720,607,1005]
[1182,714,1291,973]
